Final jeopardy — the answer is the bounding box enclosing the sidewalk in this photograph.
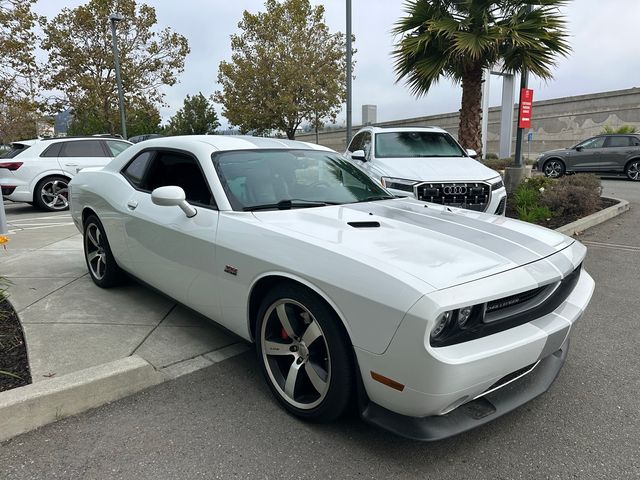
[1,203,249,384]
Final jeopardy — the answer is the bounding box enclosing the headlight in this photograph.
[381,177,418,193]
[488,176,504,191]
[431,304,486,344]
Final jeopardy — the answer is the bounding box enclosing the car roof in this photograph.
[358,126,448,134]
[137,135,335,152]
[11,136,131,147]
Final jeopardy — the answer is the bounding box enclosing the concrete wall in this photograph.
[296,87,640,158]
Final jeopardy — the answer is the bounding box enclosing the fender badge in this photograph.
[224,265,238,276]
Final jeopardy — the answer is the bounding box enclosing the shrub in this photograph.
[482,158,511,171]
[484,152,499,160]
[601,125,637,134]
[512,178,552,224]
[540,174,602,223]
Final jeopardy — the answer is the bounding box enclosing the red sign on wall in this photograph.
[518,88,534,128]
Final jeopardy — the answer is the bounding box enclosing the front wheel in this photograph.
[33,175,70,211]
[625,160,640,181]
[255,283,354,422]
[83,215,124,288]
[543,159,565,178]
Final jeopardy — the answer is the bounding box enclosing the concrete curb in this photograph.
[555,197,630,236]
[0,355,163,443]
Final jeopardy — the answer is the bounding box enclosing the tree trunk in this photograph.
[458,65,484,156]
[286,129,295,140]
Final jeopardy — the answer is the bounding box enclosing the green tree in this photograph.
[393,0,571,154]
[216,0,349,140]
[41,0,189,136]
[0,0,42,143]
[166,92,220,135]
[68,98,161,137]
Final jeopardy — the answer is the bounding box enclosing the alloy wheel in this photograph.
[627,161,640,181]
[85,223,107,280]
[260,299,331,410]
[544,161,563,178]
[40,179,69,210]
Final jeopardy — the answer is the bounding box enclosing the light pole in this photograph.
[109,13,127,139]
[346,0,352,147]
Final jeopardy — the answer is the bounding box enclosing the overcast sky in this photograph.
[34,0,640,128]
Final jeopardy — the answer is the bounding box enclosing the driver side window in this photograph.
[578,137,605,150]
[348,133,365,153]
[142,150,215,208]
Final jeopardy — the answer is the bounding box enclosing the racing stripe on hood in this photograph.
[344,201,560,264]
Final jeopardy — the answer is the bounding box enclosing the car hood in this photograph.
[373,156,499,182]
[252,198,574,291]
[541,148,571,157]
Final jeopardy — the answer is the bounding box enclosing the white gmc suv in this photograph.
[0,136,131,211]
[345,126,507,215]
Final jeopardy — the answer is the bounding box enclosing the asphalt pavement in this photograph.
[1,179,639,479]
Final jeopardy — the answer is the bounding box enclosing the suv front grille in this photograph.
[415,182,491,212]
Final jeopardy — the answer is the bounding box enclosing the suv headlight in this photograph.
[381,177,418,192]
[488,176,504,191]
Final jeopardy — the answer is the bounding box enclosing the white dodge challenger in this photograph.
[69,135,594,440]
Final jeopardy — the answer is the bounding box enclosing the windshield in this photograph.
[212,149,393,211]
[375,131,465,158]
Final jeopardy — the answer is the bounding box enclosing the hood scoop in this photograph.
[347,221,380,228]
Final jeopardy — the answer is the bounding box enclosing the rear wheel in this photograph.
[33,175,70,211]
[543,159,565,178]
[625,160,640,181]
[255,283,354,422]
[83,215,124,288]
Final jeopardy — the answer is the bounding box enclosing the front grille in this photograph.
[486,286,546,313]
[415,182,490,212]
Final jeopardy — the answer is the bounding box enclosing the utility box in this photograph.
[362,105,377,125]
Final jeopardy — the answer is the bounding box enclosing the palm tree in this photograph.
[392,0,570,154]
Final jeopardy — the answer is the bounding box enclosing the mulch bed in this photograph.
[0,298,31,392]
[506,196,618,230]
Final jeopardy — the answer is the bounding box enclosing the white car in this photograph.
[69,135,594,440]
[0,136,131,211]
[345,126,507,215]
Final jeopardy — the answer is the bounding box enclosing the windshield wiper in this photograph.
[243,199,340,211]
[354,195,394,203]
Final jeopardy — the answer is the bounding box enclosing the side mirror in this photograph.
[151,186,197,218]
[575,146,583,152]
[466,149,478,159]
[351,149,366,161]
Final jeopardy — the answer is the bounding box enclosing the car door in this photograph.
[57,139,112,175]
[120,148,220,318]
[569,136,606,171]
[602,136,634,172]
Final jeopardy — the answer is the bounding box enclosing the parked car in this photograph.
[537,134,640,181]
[345,126,507,215]
[69,135,594,440]
[0,136,132,211]
[128,133,164,144]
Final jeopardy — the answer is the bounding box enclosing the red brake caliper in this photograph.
[281,328,289,340]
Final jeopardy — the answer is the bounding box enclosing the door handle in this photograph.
[65,163,79,167]
[127,200,138,210]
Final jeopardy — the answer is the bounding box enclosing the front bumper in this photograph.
[360,336,569,441]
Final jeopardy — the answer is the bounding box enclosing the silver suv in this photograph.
[537,134,640,181]
[0,136,131,211]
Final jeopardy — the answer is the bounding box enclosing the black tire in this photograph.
[542,159,565,178]
[255,282,354,422]
[83,215,124,288]
[625,159,640,181]
[33,175,70,211]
